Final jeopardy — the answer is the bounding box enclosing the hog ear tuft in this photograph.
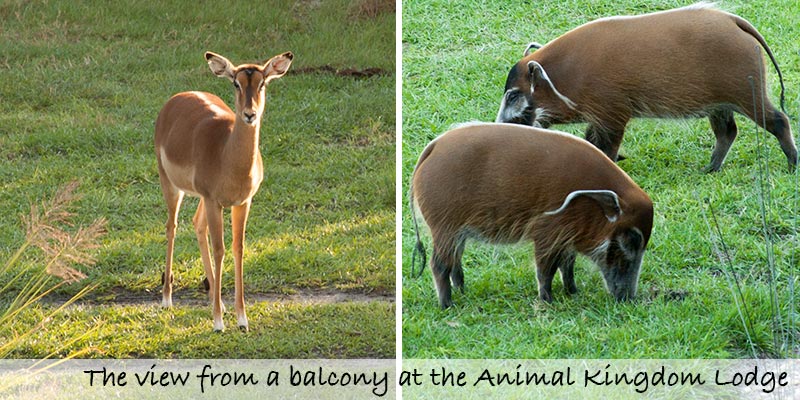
[526,61,578,110]
[544,189,622,223]
[527,61,545,84]
[523,42,543,57]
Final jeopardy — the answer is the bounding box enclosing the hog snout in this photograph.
[600,263,640,302]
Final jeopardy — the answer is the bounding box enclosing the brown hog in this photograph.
[409,122,654,308]
[495,4,797,172]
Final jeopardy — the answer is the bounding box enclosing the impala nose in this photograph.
[243,111,256,123]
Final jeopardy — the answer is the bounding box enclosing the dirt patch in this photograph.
[293,65,391,78]
[350,0,395,19]
[44,287,394,307]
[647,287,689,302]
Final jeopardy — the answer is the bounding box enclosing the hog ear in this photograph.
[544,189,622,223]
[523,42,543,57]
[526,61,577,110]
[527,61,546,90]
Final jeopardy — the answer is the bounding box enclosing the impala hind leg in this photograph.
[159,176,183,308]
[205,200,226,332]
[231,202,251,331]
[193,199,225,314]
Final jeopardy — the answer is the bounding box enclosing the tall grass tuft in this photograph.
[700,68,800,358]
[0,181,106,358]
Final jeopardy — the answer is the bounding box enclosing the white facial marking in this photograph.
[495,90,511,123]
[589,239,610,263]
[496,87,530,124]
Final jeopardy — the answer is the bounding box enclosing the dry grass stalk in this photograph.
[19,181,106,283]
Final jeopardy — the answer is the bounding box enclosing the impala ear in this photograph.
[544,189,622,223]
[263,51,294,82]
[205,52,236,82]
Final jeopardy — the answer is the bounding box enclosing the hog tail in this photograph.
[409,182,427,278]
[733,14,786,113]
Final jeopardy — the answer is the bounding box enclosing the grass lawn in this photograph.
[0,0,395,357]
[402,0,799,358]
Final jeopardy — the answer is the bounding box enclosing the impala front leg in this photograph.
[205,199,226,332]
[231,201,251,331]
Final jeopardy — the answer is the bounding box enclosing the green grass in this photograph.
[402,0,799,358]
[4,301,395,358]
[0,0,395,357]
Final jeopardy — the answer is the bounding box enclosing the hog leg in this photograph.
[706,109,738,172]
[430,231,460,309]
[449,238,466,293]
[585,122,627,162]
[762,109,797,171]
[534,247,573,303]
[558,251,578,295]
[741,96,798,170]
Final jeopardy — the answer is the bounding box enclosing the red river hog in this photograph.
[495,3,797,172]
[409,122,654,308]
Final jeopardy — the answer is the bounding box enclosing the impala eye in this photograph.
[233,80,241,90]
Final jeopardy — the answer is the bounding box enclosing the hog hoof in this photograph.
[539,291,553,303]
[565,285,578,295]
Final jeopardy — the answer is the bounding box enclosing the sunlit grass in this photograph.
[0,0,395,358]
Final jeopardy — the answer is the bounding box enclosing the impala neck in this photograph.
[225,117,262,172]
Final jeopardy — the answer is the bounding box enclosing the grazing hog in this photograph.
[495,3,797,172]
[409,122,654,308]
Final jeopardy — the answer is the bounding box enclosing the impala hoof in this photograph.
[213,319,225,332]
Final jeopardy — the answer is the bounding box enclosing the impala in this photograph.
[155,50,293,331]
